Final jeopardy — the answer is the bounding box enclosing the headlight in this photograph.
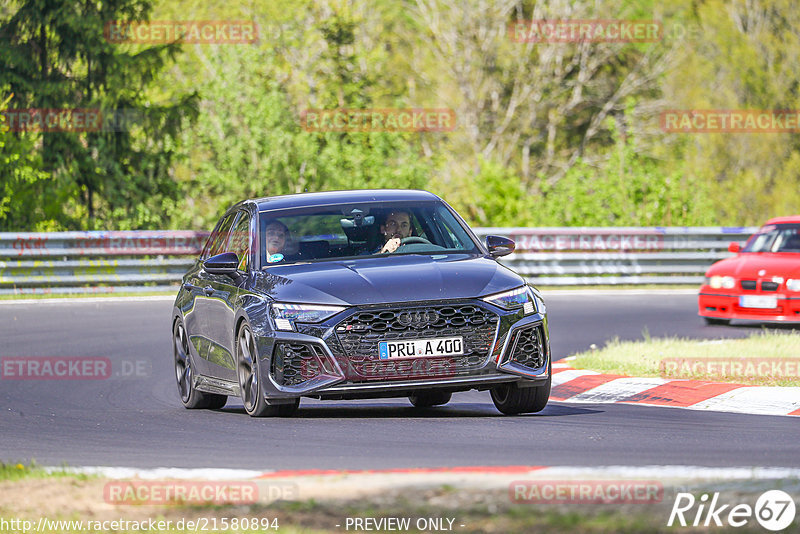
[482,286,527,310]
[787,279,800,292]
[708,275,735,289]
[271,303,346,331]
[721,276,735,289]
[482,286,539,315]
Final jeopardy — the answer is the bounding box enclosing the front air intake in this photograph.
[508,325,546,370]
[271,342,330,386]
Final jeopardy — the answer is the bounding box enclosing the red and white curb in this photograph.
[551,362,800,417]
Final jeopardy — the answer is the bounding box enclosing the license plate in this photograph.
[739,295,778,309]
[378,337,463,359]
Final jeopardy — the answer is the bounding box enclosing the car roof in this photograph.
[252,189,442,212]
[764,215,800,225]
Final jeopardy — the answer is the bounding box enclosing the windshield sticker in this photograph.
[267,253,284,263]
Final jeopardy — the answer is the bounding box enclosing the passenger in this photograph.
[264,220,290,263]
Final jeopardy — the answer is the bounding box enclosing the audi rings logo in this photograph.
[397,310,439,328]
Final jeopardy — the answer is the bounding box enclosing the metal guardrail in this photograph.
[0,231,208,295]
[472,226,759,286]
[0,227,759,294]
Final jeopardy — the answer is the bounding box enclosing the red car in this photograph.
[698,216,800,324]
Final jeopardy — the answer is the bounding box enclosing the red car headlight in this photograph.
[708,275,735,289]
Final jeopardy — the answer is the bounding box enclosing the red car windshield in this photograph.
[743,224,800,253]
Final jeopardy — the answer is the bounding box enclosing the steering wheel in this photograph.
[399,236,432,246]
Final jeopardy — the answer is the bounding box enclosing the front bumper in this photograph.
[698,291,800,322]
[253,301,551,400]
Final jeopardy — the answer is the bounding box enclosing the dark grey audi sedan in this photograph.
[172,189,551,416]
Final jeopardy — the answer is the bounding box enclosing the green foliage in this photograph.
[0,0,197,230]
[0,95,61,231]
[171,11,434,229]
[451,157,533,228]
[533,121,715,226]
[1,0,797,230]
[663,0,800,225]
[456,120,714,227]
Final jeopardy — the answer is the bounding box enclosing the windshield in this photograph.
[258,200,481,267]
[742,224,800,253]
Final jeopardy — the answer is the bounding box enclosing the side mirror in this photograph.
[728,242,741,254]
[204,252,239,275]
[486,235,515,258]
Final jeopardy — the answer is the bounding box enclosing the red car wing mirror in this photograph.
[728,242,741,253]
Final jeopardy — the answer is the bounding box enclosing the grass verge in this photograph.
[569,330,800,386]
[0,475,727,534]
[0,461,91,482]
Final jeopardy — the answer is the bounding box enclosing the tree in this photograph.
[170,2,435,229]
[0,0,197,230]
[661,0,800,224]
[0,94,57,230]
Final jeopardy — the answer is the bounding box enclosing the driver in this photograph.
[379,210,413,253]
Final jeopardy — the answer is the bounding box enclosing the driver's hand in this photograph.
[381,237,401,253]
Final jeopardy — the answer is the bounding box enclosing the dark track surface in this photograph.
[1,292,798,469]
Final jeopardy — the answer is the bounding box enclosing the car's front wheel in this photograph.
[173,318,227,409]
[237,322,299,417]
[490,364,551,415]
[409,390,452,408]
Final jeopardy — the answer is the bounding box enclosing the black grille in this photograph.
[270,342,327,386]
[761,281,779,291]
[508,326,546,370]
[741,280,757,290]
[334,303,499,381]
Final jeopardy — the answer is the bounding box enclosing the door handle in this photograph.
[203,286,214,296]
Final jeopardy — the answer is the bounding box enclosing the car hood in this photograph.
[708,252,800,278]
[250,254,524,306]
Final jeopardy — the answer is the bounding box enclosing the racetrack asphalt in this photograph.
[1,291,798,469]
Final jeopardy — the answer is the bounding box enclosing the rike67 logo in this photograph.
[668,490,796,531]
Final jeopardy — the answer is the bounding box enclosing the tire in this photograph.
[704,317,731,326]
[173,318,227,409]
[237,322,299,418]
[409,390,452,408]
[491,362,551,415]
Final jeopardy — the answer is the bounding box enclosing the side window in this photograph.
[205,213,236,258]
[228,211,252,271]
